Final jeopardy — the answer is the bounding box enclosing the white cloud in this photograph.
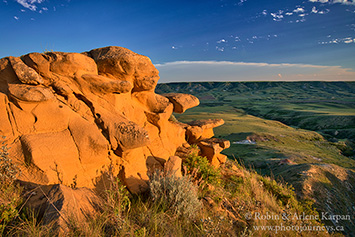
[319,36,355,44]
[14,16,19,20]
[238,0,247,5]
[318,9,330,14]
[309,0,355,5]
[216,46,225,51]
[344,37,354,43]
[295,18,307,23]
[271,11,284,21]
[217,39,227,43]
[15,0,44,11]
[310,6,330,14]
[155,61,355,83]
[293,7,305,13]
[309,0,329,2]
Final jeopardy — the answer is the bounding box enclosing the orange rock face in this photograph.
[0,46,229,193]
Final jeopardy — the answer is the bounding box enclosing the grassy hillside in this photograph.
[157,81,355,234]
[156,81,355,143]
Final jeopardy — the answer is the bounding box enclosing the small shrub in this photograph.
[0,138,20,185]
[0,138,22,235]
[0,184,22,234]
[258,176,294,206]
[298,198,319,217]
[103,176,131,220]
[183,153,221,186]
[190,144,198,149]
[149,171,202,219]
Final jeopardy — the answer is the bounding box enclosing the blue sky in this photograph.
[1,0,355,82]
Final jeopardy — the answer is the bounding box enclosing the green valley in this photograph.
[157,81,355,234]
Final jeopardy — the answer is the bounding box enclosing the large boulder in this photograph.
[22,183,101,234]
[8,57,44,85]
[163,93,200,113]
[0,58,21,93]
[8,84,55,102]
[164,156,182,177]
[198,138,230,167]
[87,46,159,92]
[21,52,52,83]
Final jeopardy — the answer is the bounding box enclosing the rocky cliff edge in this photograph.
[0,46,229,193]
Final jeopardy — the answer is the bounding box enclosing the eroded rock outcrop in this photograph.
[186,119,225,143]
[163,93,200,113]
[198,138,230,167]
[0,46,229,194]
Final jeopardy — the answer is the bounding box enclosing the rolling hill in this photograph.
[157,81,355,234]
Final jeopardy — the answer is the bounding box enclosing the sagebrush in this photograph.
[149,171,202,219]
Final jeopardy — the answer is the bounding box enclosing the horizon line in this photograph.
[157,80,355,84]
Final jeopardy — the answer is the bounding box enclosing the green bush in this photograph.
[0,184,23,234]
[149,171,202,219]
[183,153,221,186]
[258,176,295,206]
[104,176,131,218]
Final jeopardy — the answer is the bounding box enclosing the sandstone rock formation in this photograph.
[198,138,230,167]
[0,46,229,194]
[163,93,200,113]
[186,119,225,143]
